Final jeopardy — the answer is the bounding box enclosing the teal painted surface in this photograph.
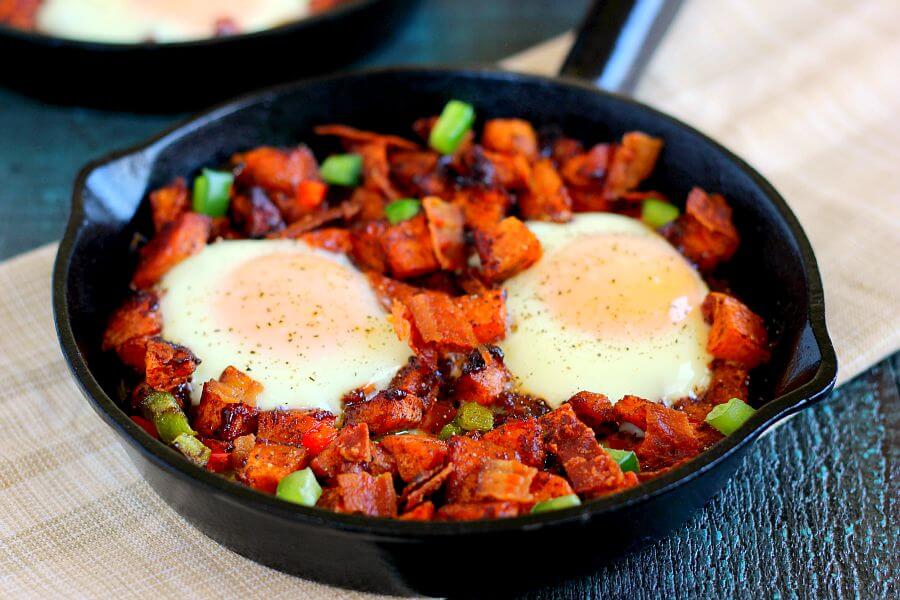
[0,1,896,597]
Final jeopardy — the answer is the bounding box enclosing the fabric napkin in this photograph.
[1,0,897,597]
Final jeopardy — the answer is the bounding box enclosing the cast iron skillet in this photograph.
[53,1,837,595]
[0,0,415,111]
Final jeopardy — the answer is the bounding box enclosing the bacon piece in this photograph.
[482,119,539,159]
[390,356,443,403]
[405,292,478,351]
[149,178,190,233]
[270,198,361,239]
[663,187,740,271]
[436,501,520,521]
[102,291,162,371]
[455,346,510,405]
[419,400,457,435]
[636,403,701,471]
[494,392,551,424]
[704,359,750,405]
[474,216,542,282]
[445,436,514,503]
[237,441,308,494]
[549,136,584,166]
[567,391,616,431]
[380,433,448,482]
[380,214,441,279]
[310,423,373,482]
[233,146,319,196]
[299,227,352,253]
[132,212,211,288]
[702,292,770,369]
[343,390,424,436]
[399,501,435,521]
[144,339,198,393]
[603,132,663,198]
[193,367,262,439]
[455,289,507,344]
[348,220,388,272]
[314,124,419,150]
[354,142,401,200]
[230,187,285,237]
[561,144,611,188]
[614,394,651,430]
[454,187,510,232]
[540,403,636,497]
[401,463,453,509]
[422,196,466,271]
[335,472,398,518]
[529,471,575,504]
[475,459,537,503]
[482,417,545,467]
[520,158,573,222]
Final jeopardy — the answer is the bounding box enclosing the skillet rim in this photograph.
[0,0,383,50]
[52,65,838,539]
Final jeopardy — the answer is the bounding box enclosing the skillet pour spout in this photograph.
[53,68,836,596]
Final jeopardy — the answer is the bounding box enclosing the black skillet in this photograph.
[53,0,837,595]
[0,0,415,111]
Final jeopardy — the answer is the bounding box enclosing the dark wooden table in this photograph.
[0,1,895,597]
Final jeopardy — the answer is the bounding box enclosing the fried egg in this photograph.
[37,0,312,44]
[499,213,712,408]
[158,239,412,414]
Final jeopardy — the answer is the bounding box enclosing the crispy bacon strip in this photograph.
[314,124,419,150]
[474,459,537,503]
[422,196,466,271]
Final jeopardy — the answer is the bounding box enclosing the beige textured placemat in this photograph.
[1,0,898,597]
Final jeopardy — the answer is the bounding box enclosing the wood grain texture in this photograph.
[0,1,896,598]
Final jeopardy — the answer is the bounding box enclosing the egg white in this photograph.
[499,213,713,408]
[158,239,412,414]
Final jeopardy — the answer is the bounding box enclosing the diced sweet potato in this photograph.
[529,471,574,503]
[102,291,162,370]
[436,501,520,521]
[218,366,263,404]
[0,0,40,28]
[704,359,750,405]
[233,146,319,196]
[422,196,466,271]
[399,501,436,521]
[455,289,507,344]
[474,459,537,503]
[567,391,616,431]
[636,404,700,471]
[474,216,542,282]
[406,292,478,351]
[219,403,259,441]
[482,119,539,159]
[230,187,285,237]
[419,399,457,435]
[314,124,419,150]
[603,132,663,198]
[258,409,337,447]
[231,433,256,466]
[389,150,451,198]
[454,187,510,232]
[380,214,441,279]
[561,144,611,188]
[702,292,770,369]
[194,380,240,437]
[494,392,551,424]
[520,158,573,222]
[149,178,189,233]
[335,472,398,518]
[380,433,448,482]
[237,441,308,494]
[144,338,198,393]
[350,220,388,272]
[549,136,584,166]
[310,423,372,482]
[482,418,545,467]
[343,389,424,436]
[132,212,211,288]
[663,187,740,271]
[299,227,352,253]
[445,436,514,503]
[454,346,510,405]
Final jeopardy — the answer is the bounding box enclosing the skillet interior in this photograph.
[54,68,837,595]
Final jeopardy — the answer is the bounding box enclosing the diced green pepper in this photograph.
[456,402,494,432]
[277,468,323,507]
[531,494,582,514]
[641,198,680,229]
[320,153,363,186]
[139,391,195,444]
[192,168,233,217]
[385,198,421,224]
[705,397,756,435]
[438,422,463,440]
[603,447,640,473]
[171,433,211,466]
[429,100,476,155]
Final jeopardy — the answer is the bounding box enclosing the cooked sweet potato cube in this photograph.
[704,359,750,405]
[350,220,388,273]
[406,292,478,351]
[422,196,466,271]
[0,0,40,27]
[389,150,451,198]
[102,291,162,369]
[336,472,398,518]
[390,356,442,402]
[455,346,510,405]
[132,212,211,289]
[231,433,256,466]
[567,391,616,431]
[194,380,241,438]
[399,501,436,521]
[702,292,770,368]
[218,366,263,404]
[482,119,539,159]
[520,158,573,222]
[474,216,542,282]
[149,178,189,233]
[529,471,575,503]
[237,441,308,494]
[445,436,514,503]
[614,394,651,430]
[475,459,537,503]
[310,423,372,482]
[482,418,545,467]
[230,187,284,237]
[299,227,352,253]
[117,337,152,372]
[144,338,198,393]
[636,404,700,471]
[219,403,259,441]
[549,136,584,166]
[455,289,507,344]
[663,187,740,271]
[603,132,663,198]
[233,146,319,196]
[257,409,337,448]
[436,501,519,521]
[380,433,448,482]
[380,214,441,279]
[343,390,424,436]
[454,188,510,233]
[419,400,457,435]
[560,144,611,188]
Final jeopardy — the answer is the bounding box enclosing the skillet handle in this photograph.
[559,0,684,94]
